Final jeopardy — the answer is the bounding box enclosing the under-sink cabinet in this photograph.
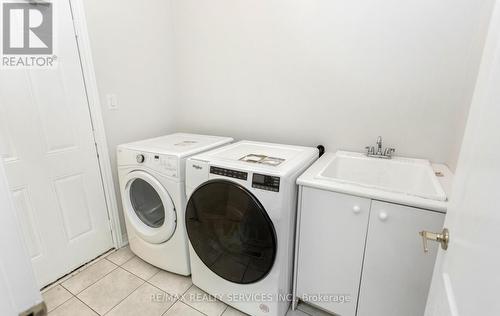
[293,187,445,316]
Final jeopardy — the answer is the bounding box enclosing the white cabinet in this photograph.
[295,189,445,316]
[296,187,371,316]
[357,201,444,316]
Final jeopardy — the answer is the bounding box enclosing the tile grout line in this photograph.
[75,296,101,316]
[53,254,231,316]
[160,298,179,316]
[42,248,116,293]
[178,300,212,316]
[44,292,75,314]
[47,257,119,313]
[220,305,229,316]
[118,255,137,269]
[45,251,158,315]
[296,303,319,316]
[142,281,180,316]
[99,279,147,315]
[45,294,75,315]
[147,276,214,316]
[120,260,160,282]
[74,265,147,315]
[96,269,183,316]
[144,271,193,299]
[177,283,228,316]
[60,263,119,296]
[105,247,135,266]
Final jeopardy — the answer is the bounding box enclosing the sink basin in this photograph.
[316,151,447,201]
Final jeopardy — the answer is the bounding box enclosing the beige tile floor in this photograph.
[42,246,329,316]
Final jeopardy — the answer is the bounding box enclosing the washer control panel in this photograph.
[151,154,178,177]
[118,148,178,178]
[210,166,248,180]
[252,173,280,192]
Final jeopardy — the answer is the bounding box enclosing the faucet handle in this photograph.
[384,148,395,156]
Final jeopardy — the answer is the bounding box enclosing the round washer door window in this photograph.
[129,178,165,228]
[124,171,176,244]
[186,180,277,284]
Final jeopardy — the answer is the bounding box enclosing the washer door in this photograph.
[186,180,277,284]
[124,171,176,244]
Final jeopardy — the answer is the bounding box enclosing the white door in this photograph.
[424,2,500,315]
[296,188,371,316]
[0,0,113,287]
[358,201,444,316]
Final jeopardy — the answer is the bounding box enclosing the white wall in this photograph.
[83,0,493,241]
[171,0,493,170]
[83,0,176,237]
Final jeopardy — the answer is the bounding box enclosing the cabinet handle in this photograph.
[378,211,388,221]
[352,205,361,214]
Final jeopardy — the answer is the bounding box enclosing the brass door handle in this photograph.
[419,228,449,253]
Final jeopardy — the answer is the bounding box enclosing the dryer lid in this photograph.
[118,133,233,158]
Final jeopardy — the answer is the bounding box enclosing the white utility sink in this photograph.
[316,151,447,202]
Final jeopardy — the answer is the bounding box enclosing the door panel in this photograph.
[296,187,371,316]
[357,201,444,316]
[54,174,94,241]
[0,0,113,287]
[186,180,277,284]
[30,70,78,153]
[11,188,43,259]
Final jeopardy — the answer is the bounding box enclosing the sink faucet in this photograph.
[376,136,383,155]
[365,136,395,159]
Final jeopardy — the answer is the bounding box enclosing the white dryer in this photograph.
[185,141,318,316]
[117,133,233,275]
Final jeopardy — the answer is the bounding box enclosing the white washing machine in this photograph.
[185,141,318,316]
[117,133,233,275]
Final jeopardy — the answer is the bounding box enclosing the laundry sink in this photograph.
[316,151,447,201]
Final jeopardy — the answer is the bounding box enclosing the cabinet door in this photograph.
[357,201,445,316]
[296,187,371,316]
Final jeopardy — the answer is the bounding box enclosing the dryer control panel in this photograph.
[117,148,178,178]
[252,173,280,192]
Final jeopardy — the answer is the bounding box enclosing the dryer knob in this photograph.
[136,154,145,163]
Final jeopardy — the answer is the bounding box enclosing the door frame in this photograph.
[67,0,124,248]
